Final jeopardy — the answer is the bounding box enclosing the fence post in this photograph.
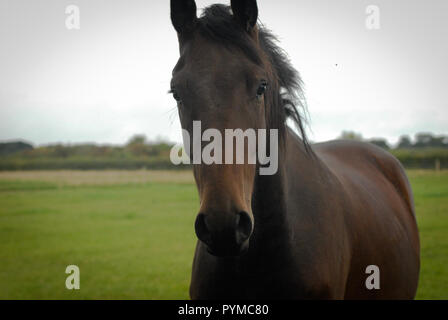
[435,158,440,172]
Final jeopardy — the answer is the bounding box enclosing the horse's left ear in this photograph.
[171,0,198,35]
[231,0,258,32]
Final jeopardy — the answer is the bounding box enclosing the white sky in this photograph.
[0,0,447,146]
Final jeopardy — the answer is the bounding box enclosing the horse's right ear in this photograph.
[231,0,258,32]
[170,0,198,35]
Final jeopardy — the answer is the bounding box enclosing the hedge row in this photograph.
[0,149,446,171]
[0,158,188,171]
[390,149,448,169]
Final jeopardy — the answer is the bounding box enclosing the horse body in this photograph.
[170,0,420,299]
[314,139,420,299]
[191,131,419,299]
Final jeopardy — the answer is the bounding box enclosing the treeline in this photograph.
[0,132,447,171]
[0,135,181,171]
[340,131,448,169]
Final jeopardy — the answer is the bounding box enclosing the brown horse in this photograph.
[169,0,420,299]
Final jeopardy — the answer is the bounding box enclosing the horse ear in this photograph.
[231,0,258,32]
[170,0,198,34]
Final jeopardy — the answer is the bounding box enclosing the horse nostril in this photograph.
[236,211,253,244]
[195,213,212,246]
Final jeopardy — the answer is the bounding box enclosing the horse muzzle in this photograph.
[195,210,253,257]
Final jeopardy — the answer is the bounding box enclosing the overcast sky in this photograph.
[0,0,447,146]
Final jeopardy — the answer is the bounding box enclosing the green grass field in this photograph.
[0,170,446,299]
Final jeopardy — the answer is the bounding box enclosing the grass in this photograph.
[0,171,198,299]
[0,170,446,299]
[407,170,448,299]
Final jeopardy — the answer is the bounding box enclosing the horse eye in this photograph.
[170,89,181,102]
[256,81,268,98]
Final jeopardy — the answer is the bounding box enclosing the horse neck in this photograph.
[251,136,291,252]
[251,128,324,253]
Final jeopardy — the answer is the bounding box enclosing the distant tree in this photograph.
[431,136,446,148]
[414,132,447,148]
[369,139,390,150]
[127,134,147,146]
[414,133,433,147]
[339,131,363,141]
[397,135,413,149]
[0,141,33,156]
[443,136,448,146]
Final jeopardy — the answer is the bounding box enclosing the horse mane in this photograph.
[197,4,310,151]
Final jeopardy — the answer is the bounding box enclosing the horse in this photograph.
[169,0,420,299]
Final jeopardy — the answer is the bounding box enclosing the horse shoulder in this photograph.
[313,140,414,215]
